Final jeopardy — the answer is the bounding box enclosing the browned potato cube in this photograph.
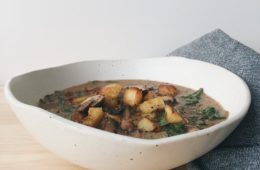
[164,105,183,123]
[158,84,177,96]
[139,97,165,114]
[100,83,122,98]
[82,107,104,127]
[123,87,143,106]
[100,83,122,107]
[137,118,155,132]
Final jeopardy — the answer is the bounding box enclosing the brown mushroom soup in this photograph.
[38,80,228,139]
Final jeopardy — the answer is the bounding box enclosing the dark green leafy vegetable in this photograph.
[159,116,186,136]
[201,107,222,120]
[186,107,223,129]
[187,116,206,129]
[180,88,203,105]
[159,117,168,126]
[162,123,186,136]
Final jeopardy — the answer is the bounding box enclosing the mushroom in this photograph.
[77,95,104,112]
[158,84,177,96]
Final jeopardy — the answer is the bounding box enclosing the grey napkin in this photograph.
[168,29,260,170]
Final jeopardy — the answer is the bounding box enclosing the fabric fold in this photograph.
[168,29,260,169]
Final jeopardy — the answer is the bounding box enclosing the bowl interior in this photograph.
[8,57,250,120]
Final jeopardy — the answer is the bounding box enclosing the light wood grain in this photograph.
[0,87,186,170]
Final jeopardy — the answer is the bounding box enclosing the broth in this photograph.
[39,80,228,139]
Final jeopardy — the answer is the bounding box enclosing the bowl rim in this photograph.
[4,56,251,145]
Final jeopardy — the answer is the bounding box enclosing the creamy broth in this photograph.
[39,80,228,139]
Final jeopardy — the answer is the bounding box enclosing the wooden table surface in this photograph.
[0,87,186,170]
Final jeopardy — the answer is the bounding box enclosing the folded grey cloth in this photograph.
[168,29,260,170]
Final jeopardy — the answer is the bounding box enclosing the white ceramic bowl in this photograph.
[5,57,251,170]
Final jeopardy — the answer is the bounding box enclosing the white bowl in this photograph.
[4,57,251,170]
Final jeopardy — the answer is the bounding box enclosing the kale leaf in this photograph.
[159,117,168,126]
[162,123,186,136]
[201,107,222,120]
[159,117,186,136]
[180,88,203,105]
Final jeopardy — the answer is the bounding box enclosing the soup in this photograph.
[38,80,228,139]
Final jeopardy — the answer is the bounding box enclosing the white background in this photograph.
[1,0,260,85]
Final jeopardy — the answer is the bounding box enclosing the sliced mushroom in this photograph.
[77,95,104,112]
[158,84,177,96]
